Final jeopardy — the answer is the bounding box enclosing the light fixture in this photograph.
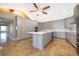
[36,10,42,15]
[30,3,50,16]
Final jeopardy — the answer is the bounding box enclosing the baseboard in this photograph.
[66,39,76,48]
[7,35,15,40]
[17,37,32,42]
[44,38,53,47]
[54,37,65,39]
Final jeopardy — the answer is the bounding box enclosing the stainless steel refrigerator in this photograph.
[74,4,79,55]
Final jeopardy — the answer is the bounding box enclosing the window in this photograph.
[1,26,7,31]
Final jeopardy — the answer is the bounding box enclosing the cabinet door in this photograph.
[70,32,77,47]
[64,17,74,29]
[43,33,52,46]
[17,16,22,40]
[65,17,77,47]
[21,18,27,39]
[66,32,77,47]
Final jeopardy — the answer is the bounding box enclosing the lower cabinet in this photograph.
[66,32,77,48]
[33,32,52,50]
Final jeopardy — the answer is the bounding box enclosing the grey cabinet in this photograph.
[64,17,77,47]
[66,32,77,47]
[64,17,75,29]
[53,20,65,39]
[17,16,37,40]
[33,32,52,50]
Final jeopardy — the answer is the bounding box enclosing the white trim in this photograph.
[7,35,15,40]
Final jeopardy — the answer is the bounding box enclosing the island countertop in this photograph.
[27,29,76,34]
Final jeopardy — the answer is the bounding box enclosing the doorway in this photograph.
[0,26,7,47]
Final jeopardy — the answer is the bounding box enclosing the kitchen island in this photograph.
[27,29,76,50]
[28,31,53,50]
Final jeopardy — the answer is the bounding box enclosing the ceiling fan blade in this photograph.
[42,11,47,14]
[43,6,50,10]
[9,9,14,13]
[29,10,36,12]
[33,3,38,9]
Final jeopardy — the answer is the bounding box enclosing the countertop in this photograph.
[27,29,76,34]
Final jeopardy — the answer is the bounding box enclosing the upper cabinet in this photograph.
[64,17,74,29]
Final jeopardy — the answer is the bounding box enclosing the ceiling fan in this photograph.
[29,3,50,16]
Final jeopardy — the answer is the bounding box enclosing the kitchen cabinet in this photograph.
[64,17,77,47]
[33,32,52,50]
[66,32,77,47]
[16,16,38,40]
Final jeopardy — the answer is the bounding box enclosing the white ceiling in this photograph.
[0,3,78,23]
[0,11,15,25]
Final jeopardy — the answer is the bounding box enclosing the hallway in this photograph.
[0,32,7,43]
[0,26,7,47]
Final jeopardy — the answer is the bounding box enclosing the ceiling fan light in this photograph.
[14,11,21,15]
[36,11,42,15]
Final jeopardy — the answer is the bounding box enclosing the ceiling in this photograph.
[0,17,12,25]
[0,12,15,25]
[0,3,78,24]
